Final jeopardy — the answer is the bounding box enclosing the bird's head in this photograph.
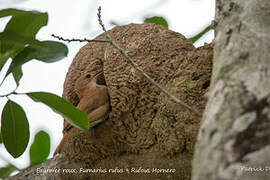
[74,70,107,98]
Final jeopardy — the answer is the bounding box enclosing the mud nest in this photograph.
[61,23,213,180]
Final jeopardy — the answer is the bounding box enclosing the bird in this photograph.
[54,70,110,155]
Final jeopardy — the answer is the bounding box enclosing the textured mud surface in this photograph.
[61,23,213,180]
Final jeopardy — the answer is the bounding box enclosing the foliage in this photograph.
[27,92,88,130]
[29,131,50,167]
[189,25,211,43]
[1,100,29,158]
[144,16,168,28]
[0,164,17,179]
[0,8,89,176]
[112,15,211,44]
[0,130,50,177]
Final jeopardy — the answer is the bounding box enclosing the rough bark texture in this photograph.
[192,1,270,180]
[9,23,213,180]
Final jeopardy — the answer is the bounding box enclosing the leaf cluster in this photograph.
[0,8,89,178]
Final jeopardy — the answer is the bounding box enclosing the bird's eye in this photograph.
[85,74,91,78]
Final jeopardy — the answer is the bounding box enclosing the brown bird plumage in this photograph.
[54,71,110,155]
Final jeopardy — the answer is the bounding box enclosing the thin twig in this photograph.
[0,86,18,98]
[97,6,202,117]
[51,34,110,43]
[51,7,202,117]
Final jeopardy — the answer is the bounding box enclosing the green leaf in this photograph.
[0,8,48,69]
[0,130,2,143]
[0,164,17,179]
[6,40,68,81]
[0,31,39,49]
[1,100,30,158]
[27,92,89,130]
[0,8,39,18]
[30,41,68,63]
[144,16,168,28]
[189,24,211,43]
[30,130,50,166]
[12,66,23,85]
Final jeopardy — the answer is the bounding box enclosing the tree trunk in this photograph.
[192,0,270,180]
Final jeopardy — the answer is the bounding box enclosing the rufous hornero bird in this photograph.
[54,71,110,155]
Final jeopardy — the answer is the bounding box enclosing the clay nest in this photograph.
[61,23,213,180]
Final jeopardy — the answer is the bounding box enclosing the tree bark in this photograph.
[192,0,270,180]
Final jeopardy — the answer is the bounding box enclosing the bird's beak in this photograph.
[94,70,103,78]
[95,70,107,86]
